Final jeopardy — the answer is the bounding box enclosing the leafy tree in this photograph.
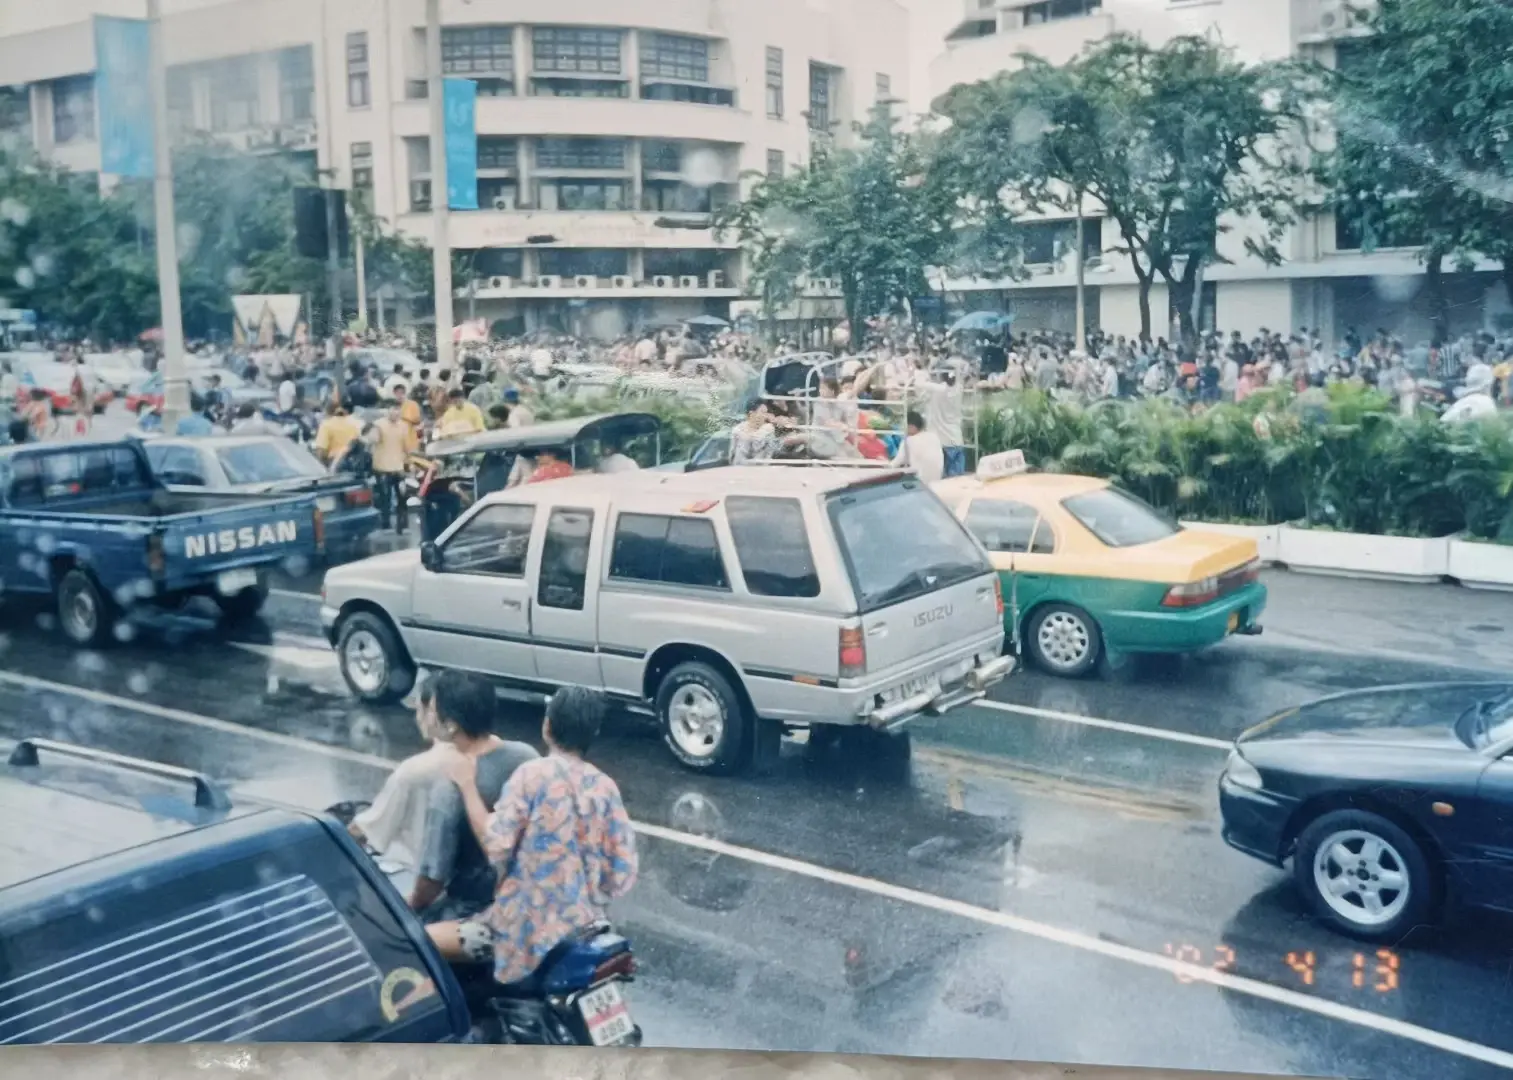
[715,107,952,340]
[1324,0,1513,340]
[934,35,1316,344]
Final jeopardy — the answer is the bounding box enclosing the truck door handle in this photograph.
[501,599,521,609]
[866,624,887,637]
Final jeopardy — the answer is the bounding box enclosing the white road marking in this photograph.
[976,699,1232,750]
[3,669,1511,1070]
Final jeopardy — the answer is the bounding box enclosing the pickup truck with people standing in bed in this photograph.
[0,439,325,645]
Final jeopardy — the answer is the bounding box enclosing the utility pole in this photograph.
[324,184,344,367]
[1073,192,1086,352]
[146,0,188,431]
[355,226,367,330]
[425,0,454,371]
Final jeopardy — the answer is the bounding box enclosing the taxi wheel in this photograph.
[656,661,751,775]
[1026,603,1102,677]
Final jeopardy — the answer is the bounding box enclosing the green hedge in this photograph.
[977,387,1513,541]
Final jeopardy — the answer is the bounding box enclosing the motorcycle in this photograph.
[324,800,642,1047]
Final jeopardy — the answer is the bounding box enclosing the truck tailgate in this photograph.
[162,495,321,583]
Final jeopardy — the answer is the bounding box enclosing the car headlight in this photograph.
[1224,750,1263,790]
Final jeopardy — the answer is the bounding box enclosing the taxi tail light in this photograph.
[1162,576,1219,608]
[993,575,1004,617]
[839,626,867,678]
[145,532,166,579]
[344,486,372,507]
[1238,557,1261,583]
[592,952,636,983]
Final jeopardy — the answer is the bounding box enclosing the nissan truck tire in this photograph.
[56,568,116,647]
[337,611,416,704]
[656,661,751,775]
[214,580,270,624]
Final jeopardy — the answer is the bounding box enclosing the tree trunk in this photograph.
[1500,257,1513,332]
[1188,258,1207,346]
[1425,252,1449,347]
[1136,271,1152,343]
[1074,210,1087,351]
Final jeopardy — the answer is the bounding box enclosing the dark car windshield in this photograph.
[1062,487,1179,548]
[1455,688,1513,749]
[826,478,991,611]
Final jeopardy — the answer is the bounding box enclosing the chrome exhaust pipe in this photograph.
[966,655,1016,691]
[867,689,937,729]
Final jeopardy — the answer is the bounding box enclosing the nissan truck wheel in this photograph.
[656,661,750,775]
[338,611,416,704]
[1294,809,1436,942]
[1026,603,1102,677]
[214,580,269,624]
[57,569,116,647]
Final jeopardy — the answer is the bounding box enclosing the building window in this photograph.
[535,137,625,170]
[276,47,315,123]
[1023,0,1102,25]
[529,78,627,99]
[640,33,709,83]
[351,141,374,189]
[52,75,96,144]
[0,86,31,147]
[538,249,628,277]
[531,27,621,74]
[1017,218,1101,264]
[443,25,514,75]
[346,31,371,108]
[409,178,431,212]
[875,73,890,103]
[165,67,196,133]
[642,139,681,173]
[642,181,717,214]
[534,180,627,212]
[210,56,260,131]
[766,149,784,179]
[765,47,784,119]
[808,64,831,132]
[477,136,517,170]
[640,83,734,107]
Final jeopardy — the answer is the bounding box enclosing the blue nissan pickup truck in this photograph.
[0,440,324,645]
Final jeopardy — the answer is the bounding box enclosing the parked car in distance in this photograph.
[1220,681,1513,941]
[321,466,1014,774]
[142,434,379,562]
[934,453,1266,677]
[127,367,275,415]
[12,358,114,414]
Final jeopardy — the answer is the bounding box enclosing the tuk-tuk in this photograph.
[415,412,663,541]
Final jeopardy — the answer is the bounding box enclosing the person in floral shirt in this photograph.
[433,687,638,985]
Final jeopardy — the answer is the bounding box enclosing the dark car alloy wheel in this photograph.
[1294,809,1435,940]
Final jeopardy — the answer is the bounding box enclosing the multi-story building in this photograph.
[0,0,908,338]
[927,0,1510,345]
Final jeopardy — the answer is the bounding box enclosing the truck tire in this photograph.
[215,580,269,624]
[337,611,416,704]
[56,568,116,647]
[656,661,751,775]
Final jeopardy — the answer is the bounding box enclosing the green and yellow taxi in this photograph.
[933,452,1267,677]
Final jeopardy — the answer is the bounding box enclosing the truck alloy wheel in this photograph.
[656,661,750,774]
[57,569,115,647]
[337,612,415,704]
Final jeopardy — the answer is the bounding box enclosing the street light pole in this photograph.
[425,0,454,372]
[146,0,188,431]
[1074,191,1086,352]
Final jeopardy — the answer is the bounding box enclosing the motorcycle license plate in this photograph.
[217,569,259,595]
[578,982,635,1046]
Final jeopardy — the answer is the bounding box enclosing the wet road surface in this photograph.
[0,568,1510,1076]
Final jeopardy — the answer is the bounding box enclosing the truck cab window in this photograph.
[443,504,535,576]
[538,507,594,610]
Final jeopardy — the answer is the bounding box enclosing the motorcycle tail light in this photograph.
[838,625,866,678]
[993,575,1004,617]
[592,952,636,982]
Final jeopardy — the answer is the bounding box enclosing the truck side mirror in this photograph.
[420,541,443,572]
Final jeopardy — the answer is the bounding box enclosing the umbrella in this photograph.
[949,311,1013,334]
[684,314,730,329]
[139,327,164,342]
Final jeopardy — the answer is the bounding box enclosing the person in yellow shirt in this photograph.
[394,385,423,451]
[313,403,362,466]
[368,404,414,533]
[436,388,485,438]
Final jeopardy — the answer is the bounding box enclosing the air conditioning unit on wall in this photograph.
[537,274,562,288]
[574,275,597,289]
[678,275,700,289]
[651,275,675,288]
[488,275,513,289]
[610,275,633,289]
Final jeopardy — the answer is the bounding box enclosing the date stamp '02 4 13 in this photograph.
[1162,944,1401,993]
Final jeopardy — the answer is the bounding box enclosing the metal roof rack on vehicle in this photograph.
[7,737,232,811]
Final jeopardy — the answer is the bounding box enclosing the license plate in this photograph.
[1227,612,1241,633]
[317,495,339,512]
[217,569,259,595]
[578,981,635,1046]
[882,672,941,706]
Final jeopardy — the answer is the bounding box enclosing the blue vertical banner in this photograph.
[94,16,155,179]
[443,78,478,211]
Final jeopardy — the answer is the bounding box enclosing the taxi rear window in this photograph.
[0,818,453,1044]
[1061,487,1178,548]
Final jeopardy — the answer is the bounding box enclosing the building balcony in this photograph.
[390,94,750,144]
[459,273,740,300]
[396,208,739,251]
[929,12,1114,104]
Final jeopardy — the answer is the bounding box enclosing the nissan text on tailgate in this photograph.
[0,440,323,645]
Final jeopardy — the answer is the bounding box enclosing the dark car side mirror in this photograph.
[420,541,443,572]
